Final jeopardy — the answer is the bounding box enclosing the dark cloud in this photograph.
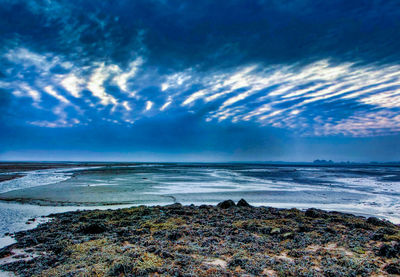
[2,0,400,69]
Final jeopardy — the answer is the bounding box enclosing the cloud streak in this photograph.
[1,44,400,136]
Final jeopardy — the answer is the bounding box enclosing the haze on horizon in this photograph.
[1,0,400,162]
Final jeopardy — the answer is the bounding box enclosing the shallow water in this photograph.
[0,163,399,243]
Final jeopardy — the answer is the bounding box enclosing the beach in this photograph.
[0,163,400,276]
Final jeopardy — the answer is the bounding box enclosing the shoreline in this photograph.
[0,200,399,276]
[1,197,399,224]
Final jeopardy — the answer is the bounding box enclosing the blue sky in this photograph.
[1,0,400,162]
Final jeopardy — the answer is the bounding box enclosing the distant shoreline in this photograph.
[1,161,400,167]
[0,174,24,184]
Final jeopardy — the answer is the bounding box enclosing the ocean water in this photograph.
[0,163,399,245]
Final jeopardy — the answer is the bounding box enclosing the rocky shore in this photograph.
[0,200,399,276]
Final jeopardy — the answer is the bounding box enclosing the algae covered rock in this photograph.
[377,243,400,258]
[237,198,251,207]
[217,199,236,209]
[270,227,281,235]
[305,208,327,218]
[1,201,400,277]
[385,263,400,274]
[79,223,107,234]
[367,216,392,227]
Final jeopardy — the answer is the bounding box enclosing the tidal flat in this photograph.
[1,200,399,276]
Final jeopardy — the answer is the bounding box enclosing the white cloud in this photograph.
[182,90,207,106]
[61,74,85,98]
[44,86,70,104]
[195,60,400,136]
[122,101,131,111]
[87,63,119,106]
[113,57,143,93]
[160,99,172,111]
[4,48,51,70]
[161,71,192,91]
[13,83,42,104]
[145,100,153,111]
[3,45,400,137]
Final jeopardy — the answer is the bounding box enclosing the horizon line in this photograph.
[0,160,400,164]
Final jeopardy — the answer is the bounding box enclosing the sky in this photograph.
[1,0,400,162]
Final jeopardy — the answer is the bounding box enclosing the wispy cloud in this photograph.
[2,45,400,136]
[61,74,84,98]
[145,100,153,111]
[1,0,400,139]
[113,57,143,94]
[87,63,119,106]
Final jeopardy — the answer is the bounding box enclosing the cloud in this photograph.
[113,57,143,93]
[190,60,400,136]
[160,97,172,111]
[1,0,400,143]
[182,90,207,106]
[44,85,70,104]
[61,74,84,98]
[4,48,53,70]
[145,100,153,111]
[2,43,400,136]
[87,63,119,106]
[122,101,131,111]
[16,84,41,104]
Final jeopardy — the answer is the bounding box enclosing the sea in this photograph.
[0,163,399,248]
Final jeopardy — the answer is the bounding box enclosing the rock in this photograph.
[79,223,107,234]
[237,199,251,207]
[352,222,371,230]
[282,232,294,239]
[161,251,174,259]
[372,227,397,241]
[13,254,28,259]
[108,263,131,276]
[228,257,248,268]
[298,224,312,232]
[305,208,327,218]
[371,232,384,241]
[217,200,236,209]
[167,231,182,241]
[377,243,399,258]
[166,203,183,209]
[324,227,337,234]
[258,227,272,234]
[384,263,400,274]
[238,235,255,244]
[367,217,391,227]
[381,227,397,235]
[270,228,281,235]
[0,248,12,258]
[3,201,400,276]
